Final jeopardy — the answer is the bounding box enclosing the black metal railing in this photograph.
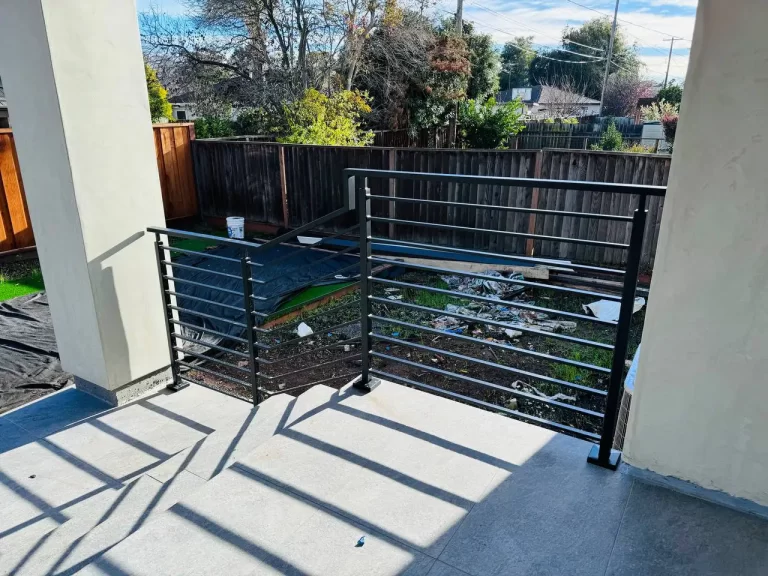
[345,168,664,470]
[150,181,362,405]
[150,168,664,471]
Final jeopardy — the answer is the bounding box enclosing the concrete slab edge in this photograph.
[622,463,768,521]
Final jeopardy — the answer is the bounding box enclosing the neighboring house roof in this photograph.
[497,86,601,106]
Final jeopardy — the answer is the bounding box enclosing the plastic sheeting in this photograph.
[0,293,71,414]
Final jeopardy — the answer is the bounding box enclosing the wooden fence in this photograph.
[0,123,198,255]
[192,140,670,270]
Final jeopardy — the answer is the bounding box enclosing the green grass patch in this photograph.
[551,347,613,385]
[170,234,226,253]
[276,282,355,313]
[0,268,45,302]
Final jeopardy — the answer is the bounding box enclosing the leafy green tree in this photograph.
[279,89,374,146]
[499,37,535,90]
[463,23,500,101]
[656,81,683,106]
[458,97,525,149]
[145,63,173,122]
[529,18,641,100]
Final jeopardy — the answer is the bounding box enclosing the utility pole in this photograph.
[455,0,463,35]
[449,0,463,147]
[598,0,620,116]
[662,37,678,89]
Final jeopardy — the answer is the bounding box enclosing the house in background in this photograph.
[168,92,197,122]
[497,85,601,118]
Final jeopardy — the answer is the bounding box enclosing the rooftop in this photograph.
[2,380,767,575]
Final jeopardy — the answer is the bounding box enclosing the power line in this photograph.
[466,2,604,53]
[562,0,692,42]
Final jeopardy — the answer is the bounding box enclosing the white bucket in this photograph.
[226,216,245,239]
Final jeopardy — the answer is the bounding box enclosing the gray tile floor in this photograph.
[2,380,768,575]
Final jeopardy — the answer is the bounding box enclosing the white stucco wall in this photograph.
[0,0,170,392]
[624,0,768,507]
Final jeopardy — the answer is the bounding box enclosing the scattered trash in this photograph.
[504,328,523,339]
[383,288,400,294]
[296,322,313,337]
[441,270,525,299]
[344,344,352,352]
[29,474,36,479]
[278,383,286,390]
[392,332,400,337]
[534,320,577,333]
[387,294,403,300]
[506,398,518,411]
[513,380,577,402]
[356,536,366,547]
[583,297,645,322]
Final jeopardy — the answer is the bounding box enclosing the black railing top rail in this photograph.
[343,168,667,197]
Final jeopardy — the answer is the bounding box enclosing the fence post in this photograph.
[279,145,289,228]
[355,175,375,392]
[240,248,261,405]
[154,233,186,391]
[588,194,648,469]
[525,150,543,256]
[388,149,397,238]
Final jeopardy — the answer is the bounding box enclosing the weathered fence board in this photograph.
[191,140,670,270]
[0,124,198,255]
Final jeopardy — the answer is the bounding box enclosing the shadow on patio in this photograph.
[2,381,767,576]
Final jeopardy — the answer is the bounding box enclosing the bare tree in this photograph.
[602,73,654,117]
[536,79,594,118]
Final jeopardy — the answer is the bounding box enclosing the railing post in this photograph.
[241,248,261,405]
[589,194,648,470]
[154,233,187,391]
[355,174,375,392]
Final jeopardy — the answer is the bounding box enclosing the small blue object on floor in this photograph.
[356,536,365,547]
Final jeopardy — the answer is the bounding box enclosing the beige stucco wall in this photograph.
[0,0,170,393]
[624,0,768,506]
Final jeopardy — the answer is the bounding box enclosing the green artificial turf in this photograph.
[276,282,355,312]
[0,269,45,302]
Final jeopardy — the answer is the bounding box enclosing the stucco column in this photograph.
[0,0,172,404]
[624,0,768,508]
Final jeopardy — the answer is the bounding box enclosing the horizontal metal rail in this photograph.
[262,372,359,396]
[257,244,360,287]
[368,237,626,276]
[168,304,247,329]
[171,333,249,359]
[258,354,361,380]
[370,369,601,442]
[149,226,262,250]
[344,168,667,196]
[255,299,361,334]
[161,260,242,281]
[161,244,241,263]
[163,276,244,298]
[372,277,617,326]
[179,376,254,403]
[372,217,630,249]
[258,338,360,366]
[252,261,359,302]
[169,319,250,345]
[372,351,603,417]
[367,195,634,222]
[369,257,621,301]
[177,359,253,387]
[248,206,351,254]
[259,319,361,352]
[371,314,612,371]
[173,347,251,374]
[369,296,612,350]
[372,333,606,396]
[166,290,246,314]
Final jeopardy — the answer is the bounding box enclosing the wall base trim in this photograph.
[623,463,768,521]
[75,365,172,406]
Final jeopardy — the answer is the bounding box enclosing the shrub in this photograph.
[458,97,525,149]
[194,116,235,139]
[641,99,679,122]
[279,89,374,146]
[661,113,678,151]
[145,63,172,122]
[593,121,623,151]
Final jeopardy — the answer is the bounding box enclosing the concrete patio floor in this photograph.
[1,380,767,575]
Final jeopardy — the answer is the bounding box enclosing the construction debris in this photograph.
[441,270,525,299]
[583,297,646,322]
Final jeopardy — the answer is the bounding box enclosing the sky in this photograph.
[136,0,697,84]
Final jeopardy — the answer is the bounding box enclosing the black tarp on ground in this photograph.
[167,242,360,352]
[0,293,71,414]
